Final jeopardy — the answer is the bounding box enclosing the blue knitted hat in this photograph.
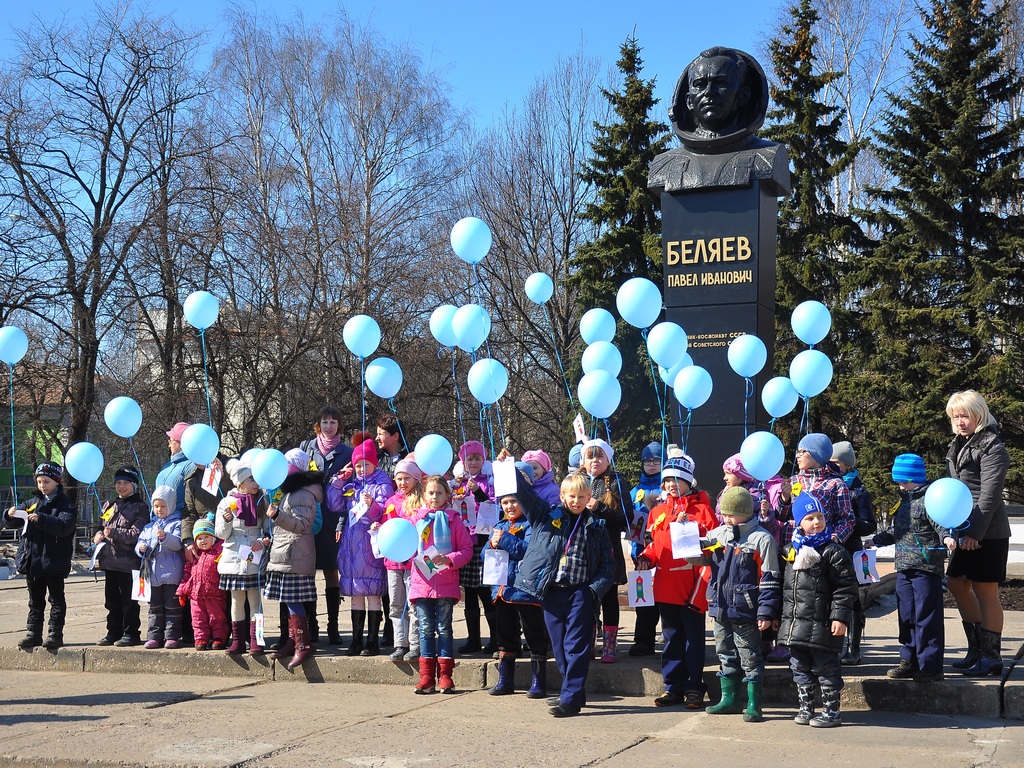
[891,453,927,484]
[568,443,583,470]
[641,442,663,462]
[797,433,833,467]
[792,490,823,529]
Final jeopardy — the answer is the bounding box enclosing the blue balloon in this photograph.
[181,424,220,466]
[377,517,419,562]
[183,291,220,330]
[728,334,768,378]
[580,308,616,344]
[761,376,799,418]
[659,354,693,384]
[791,300,832,345]
[240,447,263,464]
[450,217,492,264]
[0,326,29,365]
[343,314,381,359]
[577,370,621,419]
[414,434,453,476]
[452,304,491,353]
[739,431,786,482]
[104,396,143,439]
[252,448,289,489]
[646,322,688,368]
[674,365,713,409]
[429,305,459,348]
[366,357,403,399]
[924,477,974,529]
[525,272,554,304]
[467,358,509,404]
[65,441,104,484]
[581,341,622,377]
[789,349,833,397]
[615,277,663,329]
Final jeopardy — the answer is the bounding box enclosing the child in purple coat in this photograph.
[331,438,395,656]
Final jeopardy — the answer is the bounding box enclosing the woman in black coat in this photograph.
[944,390,1011,676]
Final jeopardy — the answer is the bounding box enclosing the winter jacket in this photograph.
[490,514,536,604]
[331,468,395,595]
[590,470,630,584]
[407,508,474,602]
[215,491,270,578]
[946,424,1011,541]
[630,471,662,558]
[181,456,233,545]
[154,451,196,516]
[267,477,320,576]
[841,470,876,555]
[702,518,781,623]
[135,511,184,587]
[779,465,855,545]
[451,471,495,503]
[4,488,77,578]
[870,482,951,576]
[176,541,225,601]
[532,470,562,507]
[96,493,149,573]
[640,492,718,609]
[778,540,857,653]
[513,479,615,603]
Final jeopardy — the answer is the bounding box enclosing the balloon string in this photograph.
[768,417,777,435]
[541,305,576,409]
[360,357,367,438]
[128,437,151,503]
[199,330,213,427]
[743,377,755,438]
[451,349,467,448]
[661,381,669,458]
[89,483,104,529]
[387,399,411,453]
[480,337,506,450]
[681,408,693,455]
[645,354,669,455]
[8,365,18,508]
[481,406,496,465]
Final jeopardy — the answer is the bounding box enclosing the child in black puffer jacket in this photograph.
[779,489,857,728]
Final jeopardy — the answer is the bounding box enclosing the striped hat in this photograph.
[891,453,927,484]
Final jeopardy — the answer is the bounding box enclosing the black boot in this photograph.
[482,599,498,655]
[962,629,1003,677]
[347,609,366,656]
[952,621,982,670]
[361,610,382,656]
[460,602,481,653]
[630,605,659,656]
[381,592,393,648]
[841,610,864,665]
[326,588,343,645]
[305,599,319,643]
[270,601,289,650]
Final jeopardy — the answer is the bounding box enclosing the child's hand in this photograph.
[183,546,197,563]
[489,529,502,549]
[361,492,373,508]
[757,619,778,632]
[831,620,847,637]
[27,513,39,523]
[635,555,652,571]
[370,522,381,532]
[944,536,957,552]
[335,531,342,543]
[467,477,478,492]
[495,448,511,461]
[222,509,233,522]
[139,543,149,555]
[760,498,769,514]
[586,498,599,511]
[156,527,166,541]
[93,531,105,544]
[780,478,792,501]
[101,500,110,512]
[266,505,278,520]
[252,540,263,552]
[431,554,452,568]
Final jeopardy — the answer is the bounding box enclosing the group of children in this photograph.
[3,428,962,725]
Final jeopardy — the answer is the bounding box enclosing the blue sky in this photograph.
[0,0,787,127]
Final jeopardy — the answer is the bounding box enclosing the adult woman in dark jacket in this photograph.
[298,405,353,644]
[944,390,1011,676]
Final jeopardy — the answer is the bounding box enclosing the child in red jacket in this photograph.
[636,455,717,710]
[176,515,228,650]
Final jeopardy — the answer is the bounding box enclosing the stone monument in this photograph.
[649,46,790,498]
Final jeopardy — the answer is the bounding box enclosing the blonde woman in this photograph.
[944,390,1010,676]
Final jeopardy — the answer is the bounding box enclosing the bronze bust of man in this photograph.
[649,47,790,195]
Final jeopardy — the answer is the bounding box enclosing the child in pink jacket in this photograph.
[408,475,473,694]
[176,515,228,650]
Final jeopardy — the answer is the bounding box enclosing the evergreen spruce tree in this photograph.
[570,36,670,481]
[764,0,862,454]
[853,0,1024,497]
